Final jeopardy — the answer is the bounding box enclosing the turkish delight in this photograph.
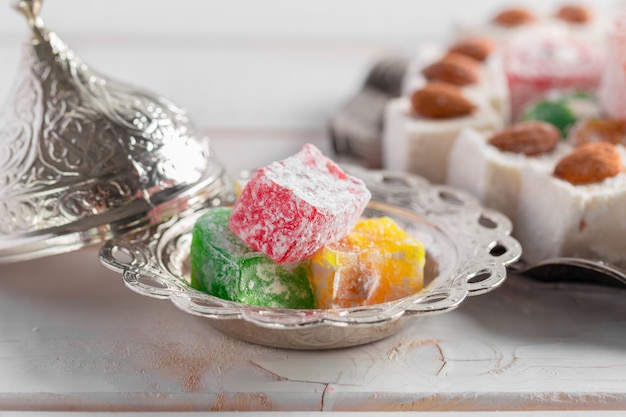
[504,32,604,120]
[521,92,602,137]
[455,6,552,49]
[447,123,570,220]
[568,118,626,147]
[229,144,371,264]
[515,143,626,268]
[402,40,510,123]
[190,207,315,309]
[383,83,503,184]
[309,217,425,309]
[600,11,626,121]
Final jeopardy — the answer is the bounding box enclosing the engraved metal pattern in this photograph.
[0,1,229,262]
[100,170,522,350]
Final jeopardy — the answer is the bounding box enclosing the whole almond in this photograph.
[569,119,626,147]
[488,121,560,156]
[410,82,476,119]
[492,8,536,27]
[422,52,481,86]
[448,38,495,62]
[554,142,622,185]
[555,5,592,24]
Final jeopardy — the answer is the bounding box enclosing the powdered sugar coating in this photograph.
[309,216,425,309]
[515,144,626,268]
[504,32,604,118]
[229,144,371,264]
[600,11,626,120]
[447,127,572,220]
[190,207,315,309]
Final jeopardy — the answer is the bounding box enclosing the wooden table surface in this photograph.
[1,247,626,413]
[2,0,626,414]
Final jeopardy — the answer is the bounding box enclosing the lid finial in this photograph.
[13,0,45,39]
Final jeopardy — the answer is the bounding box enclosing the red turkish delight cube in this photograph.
[228,144,371,264]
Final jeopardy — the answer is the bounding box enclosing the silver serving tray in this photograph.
[99,170,521,349]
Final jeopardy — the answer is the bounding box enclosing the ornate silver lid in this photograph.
[0,1,233,263]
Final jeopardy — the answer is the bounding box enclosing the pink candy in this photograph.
[229,144,371,264]
[504,33,604,119]
[600,12,626,120]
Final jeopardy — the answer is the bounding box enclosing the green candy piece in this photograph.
[190,207,315,309]
[521,92,601,138]
[521,100,577,137]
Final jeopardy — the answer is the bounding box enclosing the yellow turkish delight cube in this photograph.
[309,217,425,309]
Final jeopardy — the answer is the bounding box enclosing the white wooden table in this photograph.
[1,248,626,413]
[2,0,626,414]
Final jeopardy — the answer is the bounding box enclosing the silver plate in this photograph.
[99,170,521,349]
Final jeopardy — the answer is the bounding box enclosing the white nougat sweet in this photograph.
[454,14,567,49]
[402,45,510,123]
[382,96,503,184]
[515,145,626,268]
[447,128,571,220]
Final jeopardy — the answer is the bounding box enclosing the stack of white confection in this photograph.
[515,141,626,268]
[448,120,626,269]
[383,4,608,185]
[401,41,511,122]
[383,37,506,184]
[446,122,571,221]
[382,3,626,268]
[455,4,607,48]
